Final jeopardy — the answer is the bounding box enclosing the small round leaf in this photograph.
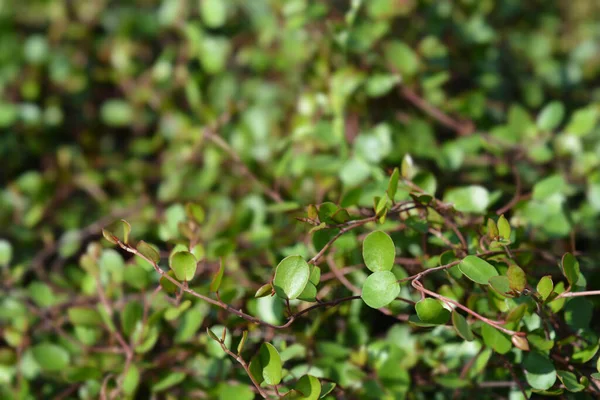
[416,298,450,325]
[273,256,310,300]
[361,271,400,309]
[169,251,197,281]
[537,276,554,301]
[523,352,556,390]
[362,231,396,272]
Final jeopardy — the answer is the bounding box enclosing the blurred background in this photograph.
[1,0,600,399]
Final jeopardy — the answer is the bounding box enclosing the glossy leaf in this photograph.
[169,251,197,281]
[249,342,282,386]
[537,276,553,301]
[459,256,498,284]
[362,231,396,272]
[273,256,310,300]
[444,186,490,214]
[523,352,556,390]
[291,374,321,400]
[415,298,450,325]
[255,282,273,298]
[361,271,400,309]
[497,214,511,241]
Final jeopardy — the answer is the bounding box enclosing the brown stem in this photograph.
[308,216,377,265]
[117,238,360,330]
[412,280,522,336]
[496,163,522,215]
[400,86,474,136]
[216,339,269,399]
[204,130,283,204]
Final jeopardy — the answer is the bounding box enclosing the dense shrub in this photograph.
[1,1,600,399]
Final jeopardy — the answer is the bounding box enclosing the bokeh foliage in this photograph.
[1,0,600,399]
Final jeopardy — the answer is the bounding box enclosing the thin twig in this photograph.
[216,339,269,399]
[400,87,474,136]
[117,237,360,330]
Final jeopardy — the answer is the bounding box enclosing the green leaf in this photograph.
[137,241,160,264]
[67,307,103,327]
[459,255,498,284]
[401,154,415,179]
[206,327,220,342]
[0,239,12,267]
[537,101,565,131]
[169,251,197,281]
[121,301,143,337]
[297,282,317,302]
[273,256,310,300]
[309,266,321,286]
[123,364,140,396]
[361,271,400,309]
[561,253,579,286]
[537,276,553,301]
[200,0,227,28]
[415,298,450,325]
[151,371,186,392]
[487,218,499,239]
[488,276,513,297]
[362,231,396,272]
[320,382,336,398]
[523,352,556,390]
[160,270,179,294]
[206,326,230,358]
[444,186,490,213]
[210,259,225,292]
[102,219,131,244]
[452,311,474,341]
[32,343,70,371]
[255,282,273,298]
[532,175,565,201]
[249,343,282,386]
[185,202,205,224]
[507,265,526,292]
[565,106,598,136]
[481,324,512,354]
[291,375,321,400]
[217,383,254,400]
[387,168,399,200]
[101,99,133,127]
[384,41,420,78]
[317,202,339,224]
[237,330,248,355]
[557,370,585,392]
[497,214,511,241]
[28,282,57,307]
